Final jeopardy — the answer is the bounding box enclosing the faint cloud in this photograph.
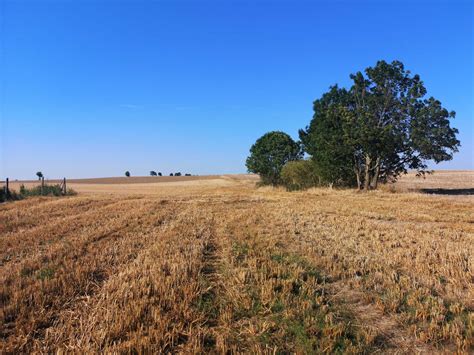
[120,104,143,109]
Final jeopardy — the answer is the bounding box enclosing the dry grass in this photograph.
[1,172,473,353]
[394,170,474,195]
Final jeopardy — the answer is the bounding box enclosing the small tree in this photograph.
[170,173,174,176]
[125,171,131,177]
[175,172,182,176]
[36,171,43,180]
[158,172,162,176]
[246,131,302,185]
[150,171,157,176]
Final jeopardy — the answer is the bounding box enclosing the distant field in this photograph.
[13,174,229,184]
[6,170,473,195]
[6,174,259,195]
[0,171,472,353]
[394,170,474,194]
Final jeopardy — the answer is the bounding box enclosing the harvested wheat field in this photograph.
[1,172,473,353]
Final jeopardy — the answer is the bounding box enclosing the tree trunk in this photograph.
[355,171,361,190]
[363,155,372,190]
[353,156,362,190]
[354,167,361,190]
[371,157,381,189]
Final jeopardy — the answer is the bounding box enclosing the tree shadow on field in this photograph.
[420,188,474,195]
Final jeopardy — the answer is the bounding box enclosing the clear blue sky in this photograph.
[1,0,472,179]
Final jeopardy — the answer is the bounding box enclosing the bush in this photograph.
[1,183,76,203]
[18,184,76,197]
[280,160,320,191]
[0,188,21,202]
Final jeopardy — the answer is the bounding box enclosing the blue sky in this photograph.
[1,0,472,179]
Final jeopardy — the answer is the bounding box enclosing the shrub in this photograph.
[0,188,21,202]
[18,184,76,197]
[1,183,76,203]
[125,171,131,177]
[280,160,320,191]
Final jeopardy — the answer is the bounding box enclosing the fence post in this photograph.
[3,177,9,198]
[41,177,44,195]
[63,178,67,195]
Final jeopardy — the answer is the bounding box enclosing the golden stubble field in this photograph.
[1,172,473,353]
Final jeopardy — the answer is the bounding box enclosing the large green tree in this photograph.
[246,131,302,185]
[300,60,459,189]
[299,86,356,186]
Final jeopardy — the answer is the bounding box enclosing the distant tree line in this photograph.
[246,60,460,191]
[123,171,193,177]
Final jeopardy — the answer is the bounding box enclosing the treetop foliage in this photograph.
[246,131,302,185]
[299,60,459,189]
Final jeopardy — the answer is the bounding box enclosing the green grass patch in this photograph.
[19,184,76,197]
[36,267,55,280]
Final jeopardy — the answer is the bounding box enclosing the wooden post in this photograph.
[3,178,8,198]
[41,177,44,195]
[63,178,66,195]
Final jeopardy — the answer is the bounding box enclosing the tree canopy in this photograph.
[299,86,356,187]
[246,131,302,185]
[300,60,459,189]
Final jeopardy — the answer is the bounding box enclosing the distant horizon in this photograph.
[1,0,472,180]
[3,169,473,183]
